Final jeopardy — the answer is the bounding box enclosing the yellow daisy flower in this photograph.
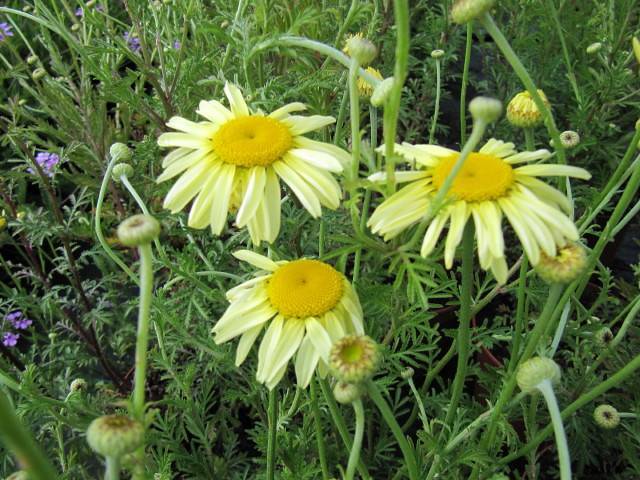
[212,250,364,390]
[367,139,591,283]
[157,83,350,244]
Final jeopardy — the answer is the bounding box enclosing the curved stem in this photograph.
[366,381,419,480]
[266,388,277,480]
[345,399,365,480]
[445,223,474,426]
[428,58,442,144]
[537,380,571,480]
[310,380,330,480]
[105,456,121,480]
[459,22,473,145]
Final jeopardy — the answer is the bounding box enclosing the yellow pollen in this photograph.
[432,152,515,202]
[267,259,344,318]
[212,116,293,167]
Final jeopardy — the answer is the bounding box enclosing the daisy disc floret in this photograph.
[367,139,591,283]
[157,83,349,244]
[212,250,365,390]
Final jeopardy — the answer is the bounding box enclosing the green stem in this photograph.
[132,243,153,422]
[428,58,442,144]
[524,128,535,150]
[0,390,58,480]
[105,456,121,480]
[460,22,472,145]
[348,58,362,283]
[366,382,419,480]
[480,13,566,166]
[445,223,474,426]
[266,388,277,480]
[509,257,529,373]
[537,380,571,480]
[345,399,365,480]
[310,380,330,480]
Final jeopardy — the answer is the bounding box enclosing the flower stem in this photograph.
[537,380,571,480]
[366,381,419,480]
[428,57,442,144]
[0,390,58,480]
[105,456,121,480]
[345,399,365,480]
[459,22,473,145]
[445,222,474,426]
[509,257,529,373]
[266,388,277,480]
[348,57,363,283]
[310,380,330,480]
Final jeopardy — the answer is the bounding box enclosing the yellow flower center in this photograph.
[267,259,344,318]
[432,152,515,202]
[212,116,293,167]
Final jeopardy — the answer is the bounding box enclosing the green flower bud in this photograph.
[559,130,580,148]
[70,378,87,393]
[117,214,160,247]
[400,367,414,380]
[109,143,132,162]
[469,96,503,123]
[594,327,613,347]
[6,471,29,480]
[86,0,97,7]
[586,42,602,54]
[112,163,134,181]
[371,77,394,107]
[330,335,379,384]
[333,381,363,404]
[633,37,640,66]
[71,24,81,32]
[593,404,620,429]
[343,33,377,66]
[27,55,38,65]
[535,243,587,284]
[506,90,550,128]
[86,415,144,459]
[431,49,445,59]
[516,357,561,394]
[31,68,47,81]
[451,0,495,24]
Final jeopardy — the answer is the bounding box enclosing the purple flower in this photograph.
[124,31,141,53]
[75,7,84,17]
[0,22,14,42]
[2,332,19,347]
[28,151,60,177]
[173,39,181,50]
[5,311,32,330]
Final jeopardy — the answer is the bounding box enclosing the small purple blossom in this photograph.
[27,152,60,177]
[0,22,14,42]
[2,332,19,347]
[124,31,141,53]
[5,311,33,330]
[75,7,83,17]
[173,39,181,50]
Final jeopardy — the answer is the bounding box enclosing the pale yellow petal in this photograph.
[515,164,591,180]
[235,324,264,366]
[305,317,333,362]
[209,164,236,234]
[444,202,470,269]
[268,102,307,119]
[236,167,267,227]
[479,139,516,158]
[197,99,233,123]
[288,148,344,173]
[162,161,212,213]
[233,250,279,271]
[295,336,320,388]
[158,132,209,149]
[282,115,335,135]
[272,161,322,217]
[224,82,250,117]
[166,116,218,137]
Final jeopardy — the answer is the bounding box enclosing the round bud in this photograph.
[70,378,88,393]
[469,96,503,123]
[27,55,39,65]
[333,381,363,404]
[109,142,132,162]
[220,20,229,28]
[329,335,379,384]
[371,77,394,107]
[112,163,134,181]
[516,357,561,394]
[86,415,144,458]
[635,119,640,131]
[357,67,384,98]
[71,24,81,32]
[535,243,588,285]
[31,68,47,81]
[0,216,7,232]
[117,214,160,247]
[86,0,97,7]
[633,37,640,65]
[18,99,27,106]
[400,367,414,380]
[343,33,377,66]
[431,49,445,59]
[559,130,580,148]
[586,42,602,54]
[6,471,28,480]
[451,0,495,24]
[594,327,613,347]
[506,90,550,128]
[593,404,620,429]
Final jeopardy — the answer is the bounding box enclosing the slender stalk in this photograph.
[460,22,473,145]
[345,399,365,480]
[445,223,474,426]
[348,58,362,282]
[537,380,571,480]
[429,57,442,143]
[266,388,277,480]
[105,456,121,480]
[0,390,58,480]
[366,382,419,480]
[309,380,330,480]
[509,257,529,373]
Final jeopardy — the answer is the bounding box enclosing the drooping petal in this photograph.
[269,102,307,119]
[209,164,236,234]
[305,317,333,362]
[282,115,335,135]
[224,82,250,117]
[236,167,267,227]
[197,99,233,123]
[272,161,322,217]
[479,138,516,158]
[235,324,264,366]
[515,164,592,180]
[295,336,320,388]
[233,250,280,271]
[166,116,218,137]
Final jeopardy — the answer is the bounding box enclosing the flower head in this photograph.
[173,39,181,50]
[343,33,377,65]
[329,335,379,383]
[559,130,580,149]
[212,250,364,389]
[451,0,495,24]
[506,90,550,128]
[368,139,590,283]
[593,404,620,429]
[535,242,587,284]
[124,31,141,53]
[117,214,161,247]
[28,152,59,177]
[594,326,613,347]
[157,82,348,244]
[333,381,363,404]
[2,332,19,347]
[516,357,561,393]
[86,415,144,458]
[6,311,32,330]
[357,67,384,98]
[0,23,14,42]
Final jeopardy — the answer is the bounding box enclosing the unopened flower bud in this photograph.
[506,90,550,128]
[220,20,229,28]
[431,49,445,59]
[71,24,81,32]
[535,242,588,284]
[31,68,47,81]
[371,77,394,107]
[401,367,414,380]
[86,415,144,458]
[343,33,377,66]
[109,142,132,162]
[23,5,32,12]
[559,130,580,148]
[516,357,561,394]
[357,67,383,98]
[117,214,160,247]
[112,163,134,181]
[586,42,602,54]
[330,335,379,383]
[595,327,613,347]
[27,55,38,65]
[333,381,363,404]
[593,404,620,429]
[451,0,495,24]
[0,216,6,232]
[6,471,28,480]
[86,0,97,7]
[70,378,87,393]
[469,96,502,123]
[633,37,640,65]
